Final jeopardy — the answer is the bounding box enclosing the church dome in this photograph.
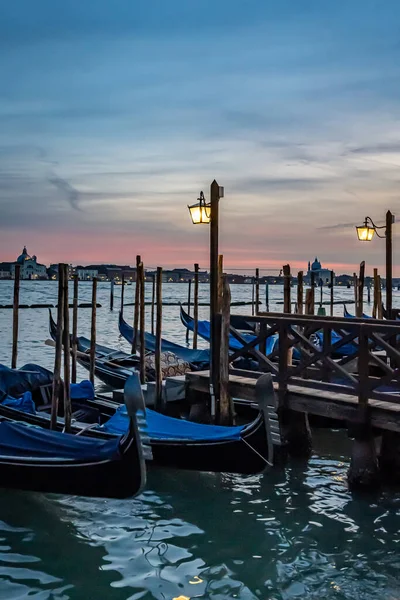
[16,246,31,264]
[311,257,321,271]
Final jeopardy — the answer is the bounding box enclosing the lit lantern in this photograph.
[356,220,375,242]
[188,191,211,224]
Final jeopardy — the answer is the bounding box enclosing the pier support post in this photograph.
[278,408,312,458]
[379,431,400,485]
[347,423,379,490]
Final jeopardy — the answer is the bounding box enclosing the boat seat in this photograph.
[71,405,101,425]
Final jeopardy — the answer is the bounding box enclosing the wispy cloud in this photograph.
[48,174,82,212]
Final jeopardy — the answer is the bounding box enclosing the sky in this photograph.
[1,0,400,274]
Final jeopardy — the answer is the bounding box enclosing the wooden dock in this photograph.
[186,370,400,433]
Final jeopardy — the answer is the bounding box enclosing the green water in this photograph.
[0,438,399,600]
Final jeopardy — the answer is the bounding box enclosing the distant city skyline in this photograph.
[0,1,399,275]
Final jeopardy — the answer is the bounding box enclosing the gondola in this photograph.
[118,311,210,367]
[343,305,371,319]
[0,367,274,475]
[50,311,192,389]
[0,374,146,498]
[179,306,279,354]
[49,310,140,389]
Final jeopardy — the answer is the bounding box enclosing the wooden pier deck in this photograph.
[186,370,400,433]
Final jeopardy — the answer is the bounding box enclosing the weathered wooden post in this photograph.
[138,262,146,384]
[386,209,393,317]
[219,276,234,425]
[305,289,313,315]
[89,277,97,385]
[51,264,64,429]
[317,279,326,316]
[62,264,72,432]
[11,264,20,369]
[155,267,163,412]
[377,275,383,319]
[310,272,315,314]
[186,278,192,344]
[353,272,358,310]
[255,268,260,315]
[366,277,371,304]
[347,325,379,489]
[71,274,78,384]
[109,278,115,311]
[297,271,303,315]
[373,268,378,318]
[330,271,334,316]
[251,276,255,316]
[265,281,270,312]
[209,180,222,421]
[218,254,224,313]
[151,274,155,335]
[283,264,291,313]
[357,261,365,317]
[193,263,199,349]
[277,320,311,457]
[132,254,141,353]
[120,274,125,317]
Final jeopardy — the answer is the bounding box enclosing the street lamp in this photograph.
[188,192,211,224]
[355,211,395,315]
[188,180,224,420]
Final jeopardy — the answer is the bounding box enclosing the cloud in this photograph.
[48,174,82,211]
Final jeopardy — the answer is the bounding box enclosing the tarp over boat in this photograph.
[0,364,53,402]
[0,420,121,461]
[101,405,245,442]
[118,312,210,365]
[180,306,279,354]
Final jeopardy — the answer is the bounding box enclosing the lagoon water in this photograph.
[0,281,399,600]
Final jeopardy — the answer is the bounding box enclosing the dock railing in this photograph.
[222,312,400,410]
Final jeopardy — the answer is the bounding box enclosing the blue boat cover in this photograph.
[180,307,279,354]
[119,312,210,365]
[71,380,95,400]
[0,364,53,402]
[2,391,36,414]
[101,405,245,442]
[0,420,121,461]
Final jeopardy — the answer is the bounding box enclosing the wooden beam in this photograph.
[11,264,20,369]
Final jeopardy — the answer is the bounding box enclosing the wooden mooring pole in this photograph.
[219,276,234,425]
[89,277,97,385]
[255,268,260,315]
[357,261,365,317]
[11,264,20,369]
[110,278,115,311]
[193,263,199,349]
[297,271,303,315]
[186,278,192,344]
[373,268,378,318]
[51,264,64,429]
[330,271,334,316]
[218,254,224,313]
[62,264,71,432]
[155,267,163,412]
[377,275,383,319]
[283,264,291,313]
[120,274,125,317]
[71,274,78,384]
[132,255,141,353]
[265,281,270,312]
[151,274,155,335]
[139,262,146,384]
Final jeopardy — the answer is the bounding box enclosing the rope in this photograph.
[241,436,273,467]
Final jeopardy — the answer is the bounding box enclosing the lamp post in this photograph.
[188,180,223,420]
[355,210,395,316]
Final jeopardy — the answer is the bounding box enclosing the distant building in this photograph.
[11,247,48,280]
[0,262,12,279]
[306,257,335,285]
[76,268,99,281]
